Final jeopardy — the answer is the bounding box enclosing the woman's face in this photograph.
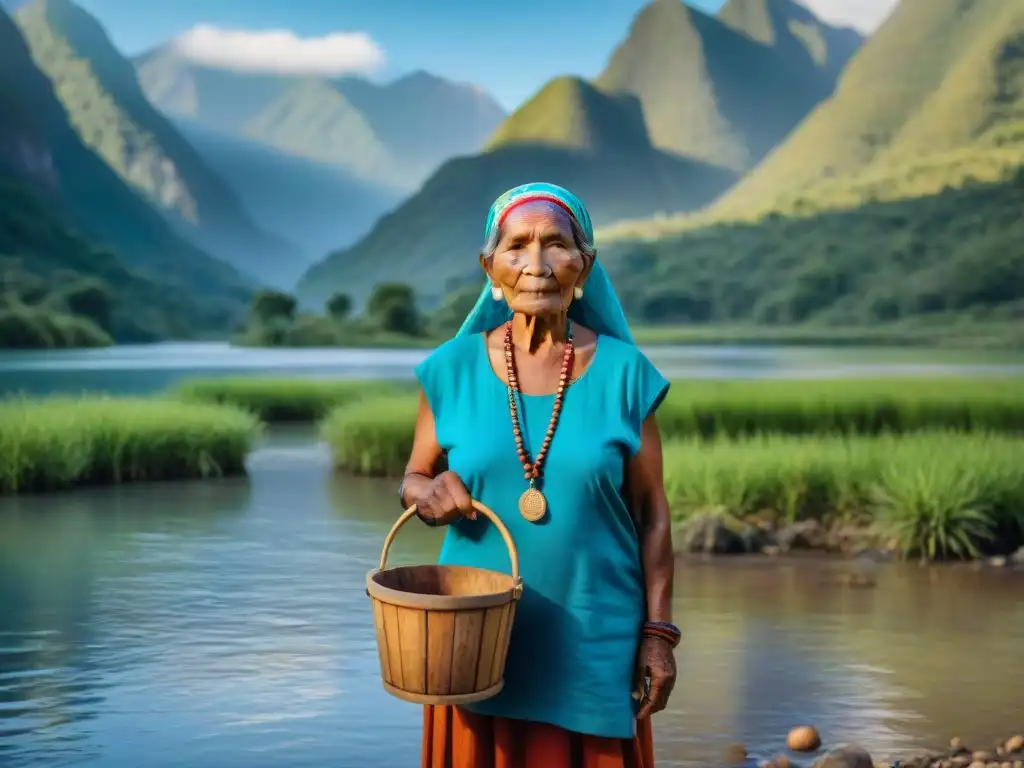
[482,202,591,318]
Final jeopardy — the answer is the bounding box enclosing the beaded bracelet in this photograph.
[642,621,681,648]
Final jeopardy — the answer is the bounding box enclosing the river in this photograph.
[0,344,1022,767]
[1,342,1024,396]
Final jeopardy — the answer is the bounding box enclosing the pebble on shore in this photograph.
[749,732,1024,768]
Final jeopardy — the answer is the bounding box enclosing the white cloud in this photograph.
[172,24,385,76]
[794,0,901,33]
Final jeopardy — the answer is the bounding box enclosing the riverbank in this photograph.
[6,375,1024,561]
[315,378,1024,561]
[173,377,410,421]
[739,731,1024,768]
[0,397,260,493]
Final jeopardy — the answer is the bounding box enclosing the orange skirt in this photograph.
[422,705,655,768]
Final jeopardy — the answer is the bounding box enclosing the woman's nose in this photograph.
[521,243,552,276]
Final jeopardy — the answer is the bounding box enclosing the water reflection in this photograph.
[2,341,1023,397]
[0,440,1021,767]
[0,479,252,766]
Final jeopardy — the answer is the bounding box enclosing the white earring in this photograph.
[491,286,502,301]
[573,286,584,300]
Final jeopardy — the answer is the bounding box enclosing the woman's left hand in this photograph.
[633,635,677,719]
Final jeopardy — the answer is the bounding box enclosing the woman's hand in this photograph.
[412,471,475,526]
[633,635,677,719]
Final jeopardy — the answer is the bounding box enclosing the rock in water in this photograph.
[788,726,823,752]
[678,513,748,554]
[814,747,873,768]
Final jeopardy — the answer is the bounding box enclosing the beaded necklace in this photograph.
[503,320,574,523]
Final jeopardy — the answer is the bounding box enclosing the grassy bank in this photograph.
[316,378,1024,466]
[663,432,1024,559]
[658,378,1024,439]
[173,377,408,422]
[0,397,261,494]
[319,392,1024,558]
[629,318,1024,350]
[320,394,419,476]
[317,379,1024,559]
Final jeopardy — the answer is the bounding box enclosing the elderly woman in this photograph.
[400,183,677,768]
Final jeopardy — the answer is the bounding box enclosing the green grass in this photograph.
[316,378,1024,452]
[0,396,261,494]
[319,394,419,476]
[317,379,1024,559]
[629,320,1024,350]
[656,378,1024,439]
[173,377,406,422]
[662,432,1024,560]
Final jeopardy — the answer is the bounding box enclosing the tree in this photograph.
[326,292,352,321]
[367,282,420,336]
[252,290,297,324]
[62,278,114,331]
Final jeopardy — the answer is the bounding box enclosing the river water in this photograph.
[1,341,1024,395]
[1,344,1023,767]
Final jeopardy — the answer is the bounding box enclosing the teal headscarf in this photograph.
[456,182,635,344]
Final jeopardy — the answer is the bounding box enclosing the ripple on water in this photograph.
[1,450,1023,767]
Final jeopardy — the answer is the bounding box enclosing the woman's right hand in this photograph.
[413,471,476,526]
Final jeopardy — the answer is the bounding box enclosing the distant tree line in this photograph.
[240,281,449,347]
[600,172,1024,329]
[0,268,115,349]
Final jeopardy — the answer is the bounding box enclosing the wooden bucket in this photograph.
[366,501,523,705]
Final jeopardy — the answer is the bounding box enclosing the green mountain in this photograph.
[13,0,301,287]
[594,0,1024,333]
[133,49,507,190]
[712,0,1024,218]
[241,77,401,187]
[717,0,861,78]
[174,117,400,282]
[595,0,861,171]
[0,7,249,344]
[295,77,737,309]
[486,75,652,151]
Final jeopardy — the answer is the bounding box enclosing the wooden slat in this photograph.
[487,604,512,687]
[493,604,516,684]
[397,606,427,694]
[475,606,504,690]
[449,610,484,695]
[372,599,392,684]
[425,610,456,695]
[382,603,404,689]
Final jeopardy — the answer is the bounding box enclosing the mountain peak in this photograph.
[718,0,862,70]
[486,76,650,153]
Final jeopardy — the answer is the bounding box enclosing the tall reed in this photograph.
[657,378,1024,439]
[0,397,261,494]
[662,432,1024,559]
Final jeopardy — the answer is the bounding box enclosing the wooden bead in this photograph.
[504,321,574,489]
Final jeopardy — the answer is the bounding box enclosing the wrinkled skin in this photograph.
[481,201,593,326]
[634,635,677,719]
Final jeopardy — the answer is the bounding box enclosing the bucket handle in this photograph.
[379,501,521,586]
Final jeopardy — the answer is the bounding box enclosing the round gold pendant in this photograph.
[519,487,547,522]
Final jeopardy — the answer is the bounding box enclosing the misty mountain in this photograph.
[295,76,737,308]
[134,47,507,190]
[595,0,862,171]
[0,4,251,340]
[175,117,401,284]
[13,0,302,287]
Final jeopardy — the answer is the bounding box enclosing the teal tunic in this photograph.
[414,331,670,739]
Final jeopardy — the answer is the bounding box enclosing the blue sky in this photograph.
[75,0,724,109]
